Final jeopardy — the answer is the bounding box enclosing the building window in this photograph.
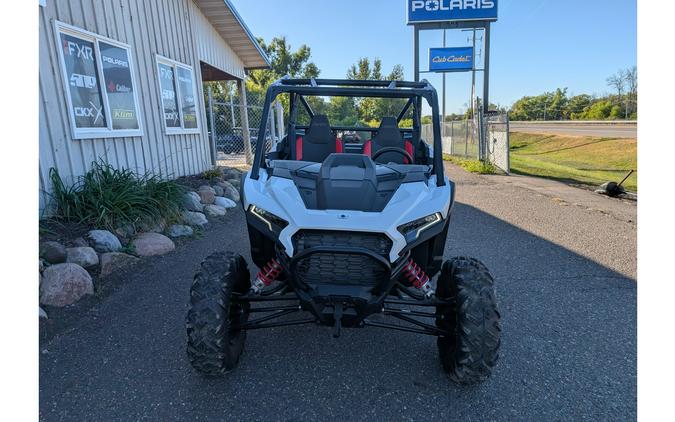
[156,56,200,134]
[54,21,143,139]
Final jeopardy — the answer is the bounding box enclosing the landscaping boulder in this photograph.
[71,237,89,248]
[39,241,67,264]
[114,224,136,241]
[204,204,227,217]
[87,230,122,253]
[167,224,193,238]
[214,196,237,209]
[182,211,208,227]
[212,185,225,197]
[40,263,94,307]
[217,181,240,202]
[182,191,203,212]
[199,185,216,194]
[66,247,99,269]
[99,252,139,278]
[139,218,166,233]
[222,167,242,179]
[198,186,215,205]
[131,233,175,257]
[227,178,241,189]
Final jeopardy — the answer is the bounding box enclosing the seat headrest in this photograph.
[373,116,402,146]
[305,115,333,144]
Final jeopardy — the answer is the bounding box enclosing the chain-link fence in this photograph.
[205,84,283,167]
[423,110,510,174]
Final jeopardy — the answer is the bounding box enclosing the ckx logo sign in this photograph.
[411,0,495,12]
[74,101,104,125]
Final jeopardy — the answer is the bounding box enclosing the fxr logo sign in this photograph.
[63,40,94,61]
[411,0,495,11]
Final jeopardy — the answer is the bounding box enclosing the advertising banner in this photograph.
[429,47,474,72]
[158,63,181,128]
[100,42,139,130]
[60,33,106,128]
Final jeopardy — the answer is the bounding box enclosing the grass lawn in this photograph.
[509,132,637,192]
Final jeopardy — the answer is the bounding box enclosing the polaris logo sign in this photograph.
[407,0,498,24]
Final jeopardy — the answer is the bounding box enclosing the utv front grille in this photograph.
[292,230,393,288]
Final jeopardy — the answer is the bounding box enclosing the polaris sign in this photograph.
[407,0,498,24]
[429,47,474,72]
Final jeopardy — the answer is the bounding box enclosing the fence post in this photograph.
[237,79,253,165]
[207,85,217,166]
[464,119,469,157]
[229,89,236,129]
[275,101,284,141]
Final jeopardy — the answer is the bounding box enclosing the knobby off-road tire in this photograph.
[435,257,501,384]
[186,252,251,376]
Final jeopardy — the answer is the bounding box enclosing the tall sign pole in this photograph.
[442,28,446,124]
[413,26,420,82]
[483,22,491,113]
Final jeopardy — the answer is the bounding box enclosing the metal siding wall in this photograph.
[39,0,228,210]
[190,1,246,80]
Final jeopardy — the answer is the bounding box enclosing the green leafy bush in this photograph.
[443,155,497,175]
[49,161,185,231]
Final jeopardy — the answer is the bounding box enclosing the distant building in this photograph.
[39,0,269,209]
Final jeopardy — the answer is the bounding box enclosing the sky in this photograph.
[229,0,637,114]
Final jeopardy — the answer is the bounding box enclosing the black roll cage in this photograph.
[250,77,446,187]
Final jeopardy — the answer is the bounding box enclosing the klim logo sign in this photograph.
[407,0,498,24]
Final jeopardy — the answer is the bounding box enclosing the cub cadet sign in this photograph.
[407,0,498,24]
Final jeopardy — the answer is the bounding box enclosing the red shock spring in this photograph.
[403,259,430,289]
[252,258,283,293]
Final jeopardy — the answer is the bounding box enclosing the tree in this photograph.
[247,36,320,91]
[607,70,626,118]
[346,58,406,123]
[624,66,637,117]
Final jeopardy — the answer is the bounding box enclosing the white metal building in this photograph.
[38,0,269,209]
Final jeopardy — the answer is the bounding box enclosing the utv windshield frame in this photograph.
[250,77,445,187]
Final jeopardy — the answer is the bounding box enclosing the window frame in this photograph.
[54,21,144,139]
[155,55,201,135]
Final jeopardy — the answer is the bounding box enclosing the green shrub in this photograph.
[202,167,223,180]
[49,161,185,231]
[443,155,497,175]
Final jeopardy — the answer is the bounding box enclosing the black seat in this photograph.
[292,115,341,162]
[369,117,413,164]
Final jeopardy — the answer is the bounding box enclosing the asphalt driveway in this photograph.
[39,164,637,421]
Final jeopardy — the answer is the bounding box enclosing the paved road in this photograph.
[510,122,637,138]
[40,165,637,421]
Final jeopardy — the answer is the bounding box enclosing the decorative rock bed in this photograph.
[38,166,245,312]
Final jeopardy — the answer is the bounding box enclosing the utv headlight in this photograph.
[397,213,443,243]
[248,205,289,233]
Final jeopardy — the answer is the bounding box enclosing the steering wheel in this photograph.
[371,147,413,164]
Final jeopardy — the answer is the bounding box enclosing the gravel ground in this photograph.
[39,163,636,421]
